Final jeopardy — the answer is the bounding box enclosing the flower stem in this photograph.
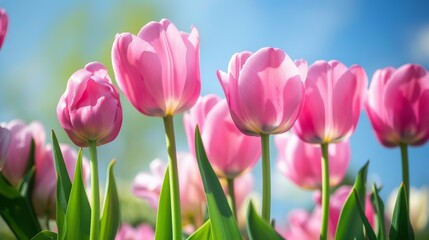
[163,116,182,239]
[89,140,100,240]
[320,143,330,240]
[400,143,410,208]
[227,177,237,219]
[261,133,271,222]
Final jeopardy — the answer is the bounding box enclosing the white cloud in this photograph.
[410,25,429,63]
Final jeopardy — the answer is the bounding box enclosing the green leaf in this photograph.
[19,139,36,201]
[187,220,212,240]
[62,149,91,240]
[352,189,376,240]
[99,160,120,240]
[154,167,172,240]
[335,161,369,240]
[0,172,41,240]
[371,184,386,240]
[52,130,72,235]
[31,230,58,240]
[389,183,414,240]
[247,201,284,240]
[194,127,243,240]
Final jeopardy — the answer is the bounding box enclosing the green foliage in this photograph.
[371,184,386,240]
[389,183,414,240]
[155,167,173,240]
[31,230,57,240]
[247,201,284,240]
[187,220,212,240]
[352,189,376,240]
[194,126,243,240]
[100,160,121,240]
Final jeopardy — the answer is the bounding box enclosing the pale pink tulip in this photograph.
[0,120,45,186]
[115,223,154,240]
[217,48,306,136]
[0,8,8,49]
[32,144,90,219]
[294,60,368,144]
[132,159,165,209]
[57,62,122,147]
[112,18,201,117]
[0,127,11,170]
[184,95,261,178]
[275,133,350,189]
[365,64,429,147]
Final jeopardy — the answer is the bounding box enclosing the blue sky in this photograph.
[1,0,429,224]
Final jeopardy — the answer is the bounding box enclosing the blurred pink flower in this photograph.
[365,64,429,147]
[217,48,306,136]
[0,120,45,186]
[32,144,90,219]
[0,8,8,49]
[0,127,11,170]
[115,223,154,240]
[294,60,368,144]
[275,133,350,189]
[57,62,122,147]
[112,18,201,117]
[184,95,261,178]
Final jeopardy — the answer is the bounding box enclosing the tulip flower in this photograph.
[275,133,350,189]
[0,8,8,49]
[32,144,90,220]
[57,62,123,148]
[115,223,155,240]
[0,127,11,170]
[112,19,201,238]
[292,60,367,239]
[217,47,306,222]
[0,120,45,187]
[365,64,429,206]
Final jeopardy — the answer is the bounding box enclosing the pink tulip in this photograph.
[112,18,201,117]
[217,48,306,136]
[0,8,8,49]
[294,60,368,144]
[32,144,90,219]
[0,127,11,170]
[184,95,261,178]
[0,120,45,186]
[115,223,154,240]
[275,133,350,189]
[57,62,122,147]
[365,64,429,147]
[133,153,206,228]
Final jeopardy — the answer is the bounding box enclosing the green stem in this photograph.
[227,177,237,219]
[261,133,271,222]
[320,143,330,240]
[163,116,182,240]
[400,143,410,208]
[89,141,100,240]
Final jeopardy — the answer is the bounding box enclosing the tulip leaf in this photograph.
[0,173,42,240]
[154,166,172,240]
[352,189,377,240]
[31,230,58,240]
[100,160,120,240]
[370,184,386,240]
[389,183,414,240]
[62,149,91,240]
[247,200,284,240]
[19,139,36,201]
[187,220,212,240]
[52,130,72,235]
[335,161,368,240]
[194,126,243,240]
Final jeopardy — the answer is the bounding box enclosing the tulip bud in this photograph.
[57,62,123,147]
[0,8,8,49]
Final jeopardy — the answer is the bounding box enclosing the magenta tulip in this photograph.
[365,64,429,147]
[116,223,154,240]
[275,133,350,189]
[57,62,122,147]
[0,120,45,186]
[112,18,201,117]
[32,144,90,219]
[0,127,11,170]
[184,95,261,178]
[0,8,8,49]
[217,48,306,136]
[294,60,368,144]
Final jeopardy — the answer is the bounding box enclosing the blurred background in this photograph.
[1,0,428,234]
